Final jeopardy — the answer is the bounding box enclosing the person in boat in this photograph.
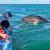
[0,25,9,42]
[0,20,10,35]
[0,11,13,35]
[21,15,49,25]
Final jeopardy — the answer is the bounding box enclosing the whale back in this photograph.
[21,15,49,23]
[34,16,49,23]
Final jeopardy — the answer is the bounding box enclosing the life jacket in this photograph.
[0,26,7,40]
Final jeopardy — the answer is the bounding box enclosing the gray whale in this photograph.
[21,15,49,24]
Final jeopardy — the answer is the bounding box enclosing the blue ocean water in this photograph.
[0,4,50,50]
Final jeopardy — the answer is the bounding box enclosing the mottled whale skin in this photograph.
[21,15,49,23]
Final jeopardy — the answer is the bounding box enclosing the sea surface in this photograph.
[0,4,50,50]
